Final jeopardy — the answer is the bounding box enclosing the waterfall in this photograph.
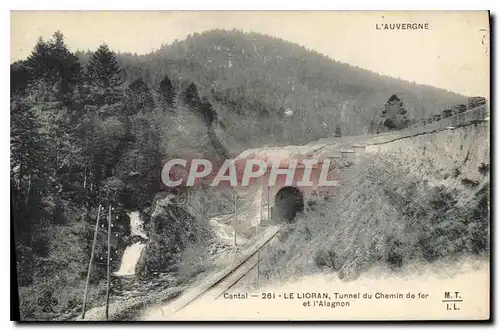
[115,242,146,276]
[114,211,148,277]
[129,211,148,239]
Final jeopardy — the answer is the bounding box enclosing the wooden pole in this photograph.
[234,194,237,247]
[257,185,263,289]
[81,204,101,319]
[105,205,112,320]
[259,184,263,223]
[267,186,271,220]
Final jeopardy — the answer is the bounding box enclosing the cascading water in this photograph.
[129,211,148,239]
[115,242,146,276]
[115,211,148,277]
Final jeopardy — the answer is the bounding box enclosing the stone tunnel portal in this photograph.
[272,186,304,223]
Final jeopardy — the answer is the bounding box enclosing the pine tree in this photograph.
[25,37,50,82]
[183,82,200,105]
[86,44,123,90]
[126,78,155,113]
[158,75,176,108]
[47,31,81,94]
[379,94,409,131]
[25,31,81,94]
[196,97,217,126]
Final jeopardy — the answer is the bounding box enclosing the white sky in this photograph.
[10,11,490,97]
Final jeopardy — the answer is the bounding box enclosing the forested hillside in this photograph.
[11,32,216,320]
[102,29,469,146]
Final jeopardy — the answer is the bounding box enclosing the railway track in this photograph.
[149,224,282,319]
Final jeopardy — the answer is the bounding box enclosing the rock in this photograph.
[135,202,204,278]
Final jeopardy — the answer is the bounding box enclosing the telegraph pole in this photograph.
[82,204,102,319]
[105,205,112,320]
[234,194,237,247]
[268,186,271,220]
[257,185,263,289]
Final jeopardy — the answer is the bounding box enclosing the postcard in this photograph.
[10,10,490,321]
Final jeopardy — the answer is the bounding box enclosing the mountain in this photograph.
[108,29,468,147]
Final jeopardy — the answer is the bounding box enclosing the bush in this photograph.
[314,249,344,271]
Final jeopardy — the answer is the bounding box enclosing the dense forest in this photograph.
[111,29,470,145]
[11,29,477,319]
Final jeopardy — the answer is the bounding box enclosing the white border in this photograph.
[4,0,498,10]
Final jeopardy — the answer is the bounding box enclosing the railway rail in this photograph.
[152,224,282,318]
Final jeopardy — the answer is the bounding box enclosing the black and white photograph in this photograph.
[10,10,490,321]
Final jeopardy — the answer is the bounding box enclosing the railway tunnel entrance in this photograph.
[272,186,304,223]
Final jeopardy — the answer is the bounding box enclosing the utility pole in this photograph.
[257,186,263,289]
[234,194,237,247]
[105,205,112,320]
[81,204,102,319]
[267,185,271,220]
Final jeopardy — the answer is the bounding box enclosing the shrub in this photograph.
[314,249,343,271]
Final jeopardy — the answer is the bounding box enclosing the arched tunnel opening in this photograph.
[272,186,304,223]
